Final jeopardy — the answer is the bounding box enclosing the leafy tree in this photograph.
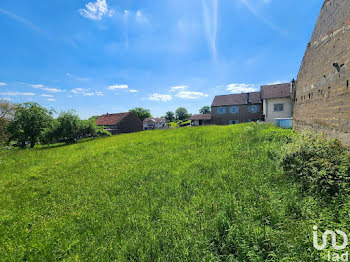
[54,111,81,143]
[165,111,175,122]
[0,99,16,145]
[42,113,111,145]
[7,103,53,148]
[129,107,151,121]
[175,107,190,121]
[199,106,211,114]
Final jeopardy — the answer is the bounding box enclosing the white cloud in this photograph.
[170,85,188,92]
[175,91,208,99]
[28,84,65,93]
[79,0,114,20]
[135,10,149,24]
[47,98,56,102]
[108,84,128,90]
[0,82,7,86]
[71,88,87,94]
[41,94,54,97]
[0,92,35,96]
[226,83,258,93]
[129,89,138,93]
[202,0,218,61]
[148,93,173,102]
[0,8,43,34]
[238,0,287,36]
[71,88,103,96]
[83,92,95,96]
[66,73,90,81]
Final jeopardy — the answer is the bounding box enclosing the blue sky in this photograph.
[0,0,322,118]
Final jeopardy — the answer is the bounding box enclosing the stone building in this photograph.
[211,92,262,125]
[96,112,143,135]
[293,0,350,145]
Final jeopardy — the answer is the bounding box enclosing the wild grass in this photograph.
[0,123,347,261]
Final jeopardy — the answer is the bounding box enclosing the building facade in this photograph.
[143,118,167,130]
[211,92,262,125]
[189,114,212,126]
[261,83,293,122]
[96,112,143,135]
[293,0,350,145]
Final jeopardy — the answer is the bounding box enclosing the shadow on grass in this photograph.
[36,138,97,151]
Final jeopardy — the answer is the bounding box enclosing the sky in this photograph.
[0,0,323,118]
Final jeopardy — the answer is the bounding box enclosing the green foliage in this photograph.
[175,107,190,121]
[43,111,111,145]
[0,99,16,146]
[164,111,175,122]
[2,124,346,261]
[279,133,350,197]
[199,106,211,114]
[7,102,53,148]
[129,107,151,121]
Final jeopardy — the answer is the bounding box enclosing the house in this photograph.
[143,118,167,130]
[189,114,212,126]
[96,112,143,135]
[211,92,262,125]
[261,83,293,122]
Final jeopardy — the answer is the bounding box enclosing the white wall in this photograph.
[264,97,292,122]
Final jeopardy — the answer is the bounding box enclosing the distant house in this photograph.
[261,83,293,122]
[189,114,212,126]
[96,112,143,135]
[143,118,167,130]
[211,92,262,125]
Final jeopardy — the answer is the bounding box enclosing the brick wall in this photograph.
[294,0,350,145]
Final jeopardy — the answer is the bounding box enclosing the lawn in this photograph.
[0,124,343,261]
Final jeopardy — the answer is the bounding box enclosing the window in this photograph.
[229,120,239,125]
[216,107,226,114]
[248,105,260,113]
[229,106,239,114]
[274,104,284,112]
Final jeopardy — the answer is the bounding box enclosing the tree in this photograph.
[175,107,190,121]
[0,99,16,145]
[7,103,53,148]
[199,106,211,114]
[129,107,151,121]
[165,111,175,122]
[54,111,81,143]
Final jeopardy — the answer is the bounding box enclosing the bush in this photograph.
[279,133,350,197]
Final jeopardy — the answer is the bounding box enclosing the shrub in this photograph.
[279,133,350,197]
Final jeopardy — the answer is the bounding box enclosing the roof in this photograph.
[211,92,261,107]
[143,118,166,124]
[189,114,212,121]
[96,112,131,126]
[261,83,291,99]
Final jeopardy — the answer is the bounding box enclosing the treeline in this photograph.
[0,100,110,148]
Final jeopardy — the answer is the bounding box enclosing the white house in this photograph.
[143,118,167,130]
[261,83,293,122]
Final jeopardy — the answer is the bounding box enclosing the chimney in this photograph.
[246,93,250,104]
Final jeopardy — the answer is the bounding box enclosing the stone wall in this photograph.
[294,0,350,145]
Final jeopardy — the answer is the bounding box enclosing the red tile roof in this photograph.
[211,92,261,107]
[261,83,291,99]
[96,112,131,126]
[189,114,212,121]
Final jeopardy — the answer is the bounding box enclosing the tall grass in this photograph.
[0,124,347,261]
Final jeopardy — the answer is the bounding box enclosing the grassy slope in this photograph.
[0,124,325,261]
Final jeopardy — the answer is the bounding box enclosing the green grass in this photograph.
[0,124,345,261]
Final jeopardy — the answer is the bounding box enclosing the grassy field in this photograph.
[0,124,345,261]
